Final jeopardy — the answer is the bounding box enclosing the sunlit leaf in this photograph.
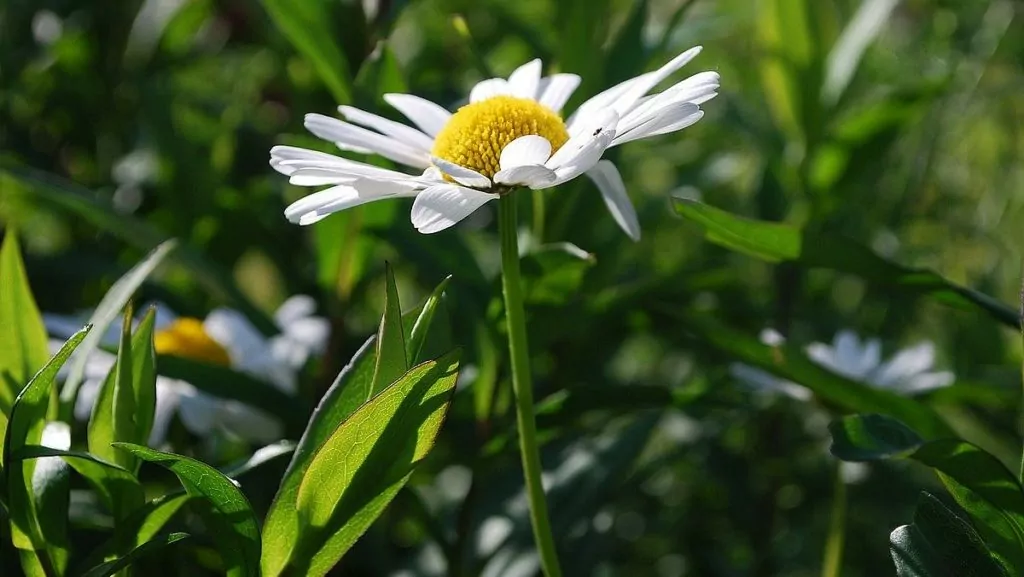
[261,276,452,577]
[372,263,409,394]
[0,230,51,417]
[4,328,88,576]
[15,445,143,522]
[88,305,150,471]
[290,350,461,576]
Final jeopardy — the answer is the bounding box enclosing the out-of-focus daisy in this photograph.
[730,329,955,399]
[272,47,718,239]
[805,331,954,395]
[46,296,329,445]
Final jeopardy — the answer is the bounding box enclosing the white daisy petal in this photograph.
[567,71,659,133]
[550,130,616,186]
[430,157,491,188]
[177,386,220,437]
[543,109,618,186]
[470,78,512,103]
[499,135,552,170]
[508,59,542,99]
[304,113,431,169]
[274,295,317,327]
[274,151,416,183]
[546,108,619,169]
[270,145,356,176]
[284,182,418,224]
[494,165,557,188]
[411,185,498,234]
[338,105,435,152]
[203,308,267,370]
[612,104,703,146]
[306,182,420,222]
[647,109,705,138]
[384,93,452,137]
[610,46,703,117]
[620,71,720,129]
[150,379,184,446]
[586,160,640,241]
[537,74,582,112]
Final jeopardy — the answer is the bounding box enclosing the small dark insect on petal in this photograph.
[592,127,603,136]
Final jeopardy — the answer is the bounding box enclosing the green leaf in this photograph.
[77,494,191,572]
[372,263,409,394]
[290,350,461,576]
[831,414,1024,573]
[673,200,1019,329]
[676,311,952,438]
[113,443,261,577]
[261,276,452,577]
[133,308,158,447]
[4,328,88,576]
[88,306,144,471]
[78,533,190,577]
[890,524,948,577]
[890,492,1009,577]
[15,445,144,522]
[0,230,51,416]
[59,240,177,419]
[405,276,451,365]
[259,0,353,103]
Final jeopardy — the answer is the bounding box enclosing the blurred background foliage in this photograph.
[1,0,1023,575]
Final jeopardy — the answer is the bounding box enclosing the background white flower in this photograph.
[730,329,955,399]
[272,47,718,239]
[46,295,329,445]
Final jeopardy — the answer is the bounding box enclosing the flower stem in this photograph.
[497,193,563,577]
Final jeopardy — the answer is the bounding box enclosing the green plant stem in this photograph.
[821,463,846,577]
[497,193,563,577]
[531,189,545,241]
[1018,262,1024,483]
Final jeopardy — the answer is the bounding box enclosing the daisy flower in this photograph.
[46,296,329,445]
[272,46,718,239]
[730,329,954,399]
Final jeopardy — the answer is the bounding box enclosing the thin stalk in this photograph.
[497,193,563,577]
[532,189,546,242]
[1018,262,1024,483]
[821,463,846,577]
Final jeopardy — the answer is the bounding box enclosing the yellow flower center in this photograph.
[431,96,568,179]
[154,318,231,366]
